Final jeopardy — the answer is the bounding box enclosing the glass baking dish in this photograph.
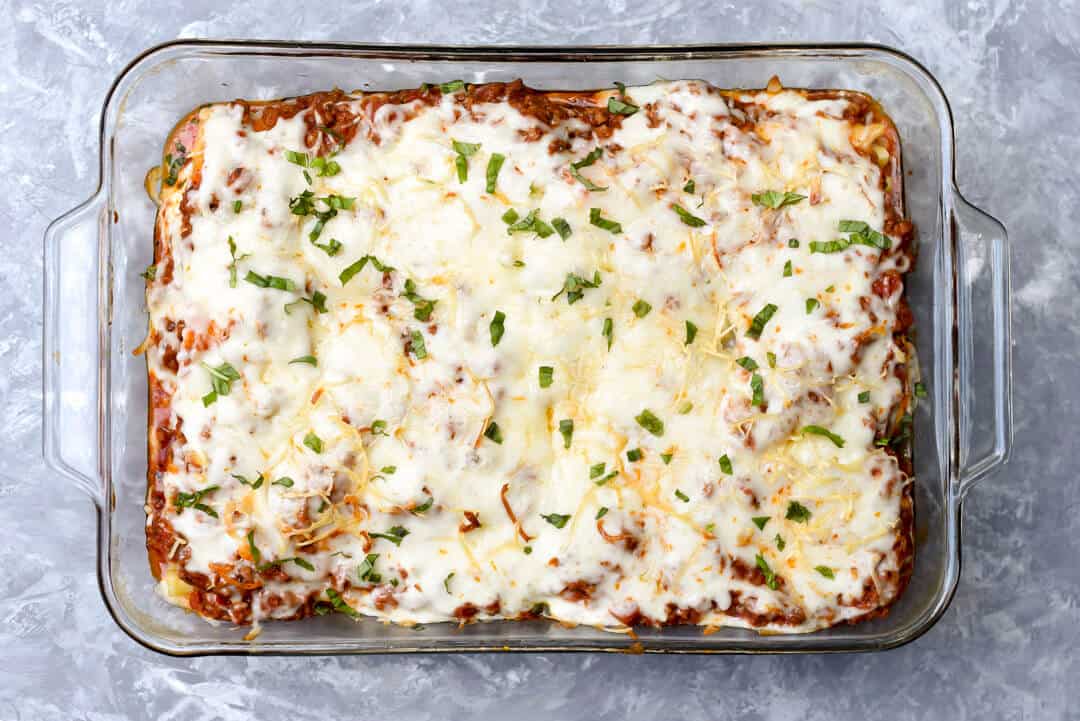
[42,41,1012,655]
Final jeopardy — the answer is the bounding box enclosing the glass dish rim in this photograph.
[46,39,1010,656]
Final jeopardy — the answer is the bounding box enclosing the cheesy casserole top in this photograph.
[144,79,915,632]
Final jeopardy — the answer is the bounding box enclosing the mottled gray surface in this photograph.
[1,0,1074,718]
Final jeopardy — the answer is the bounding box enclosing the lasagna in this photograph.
[142,78,915,633]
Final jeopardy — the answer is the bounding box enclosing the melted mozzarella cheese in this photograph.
[147,81,911,632]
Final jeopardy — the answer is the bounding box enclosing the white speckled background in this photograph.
[2,0,1074,718]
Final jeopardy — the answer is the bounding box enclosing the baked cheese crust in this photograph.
[143,79,915,632]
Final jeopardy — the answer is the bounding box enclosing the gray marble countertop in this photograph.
[2,1,1074,718]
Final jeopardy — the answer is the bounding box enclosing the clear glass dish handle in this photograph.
[43,191,105,507]
[953,188,1013,498]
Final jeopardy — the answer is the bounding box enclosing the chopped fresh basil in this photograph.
[505,209,534,233]
[285,290,328,315]
[542,512,570,529]
[806,297,820,314]
[751,190,806,210]
[788,238,800,248]
[531,217,555,239]
[483,420,503,445]
[244,270,296,291]
[303,431,323,454]
[755,553,779,590]
[486,153,505,194]
[718,454,733,474]
[286,150,341,178]
[775,534,786,551]
[785,500,812,523]
[233,199,242,213]
[752,516,770,531]
[411,496,434,515]
[607,96,639,115]
[838,220,868,233]
[570,148,607,191]
[246,530,261,565]
[750,373,764,407]
[677,400,694,415]
[783,259,793,277]
[552,217,572,240]
[596,506,609,520]
[408,330,427,359]
[746,303,778,340]
[815,566,835,579]
[602,317,613,349]
[736,356,758,371]
[880,412,914,449]
[661,452,673,465]
[451,139,481,182]
[858,390,871,403]
[439,80,465,93]
[632,299,652,318]
[635,409,664,436]
[312,156,341,178]
[443,572,455,593]
[489,310,506,347]
[590,463,607,479]
[766,352,777,368]
[371,420,389,436]
[163,152,184,186]
[558,419,574,449]
[538,365,554,389]
[685,320,698,345]
[324,588,361,617]
[140,264,157,281]
[285,150,308,167]
[683,179,695,193]
[552,270,601,304]
[839,219,891,250]
[339,254,393,286]
[370,526,410,546]
[396,278,436,322]
[288,192,356,241]
[589,207,622,234]
[272,476,294,488]
[311,236,342,256]
[626,448,642,463]
[809,239,851,254]
[232,472,264,489]
[357,553,380,584]
[258,556,315,573]
[674,489,689,502]
[672,203,706,227]
[801,425,845,448]
[915,382,927,398]
[201,361,241,406]
[227,236,249,288]
[174,485,219,517]
[851,230,890,250]
[506,209,553,238]
[289,190,316,215]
